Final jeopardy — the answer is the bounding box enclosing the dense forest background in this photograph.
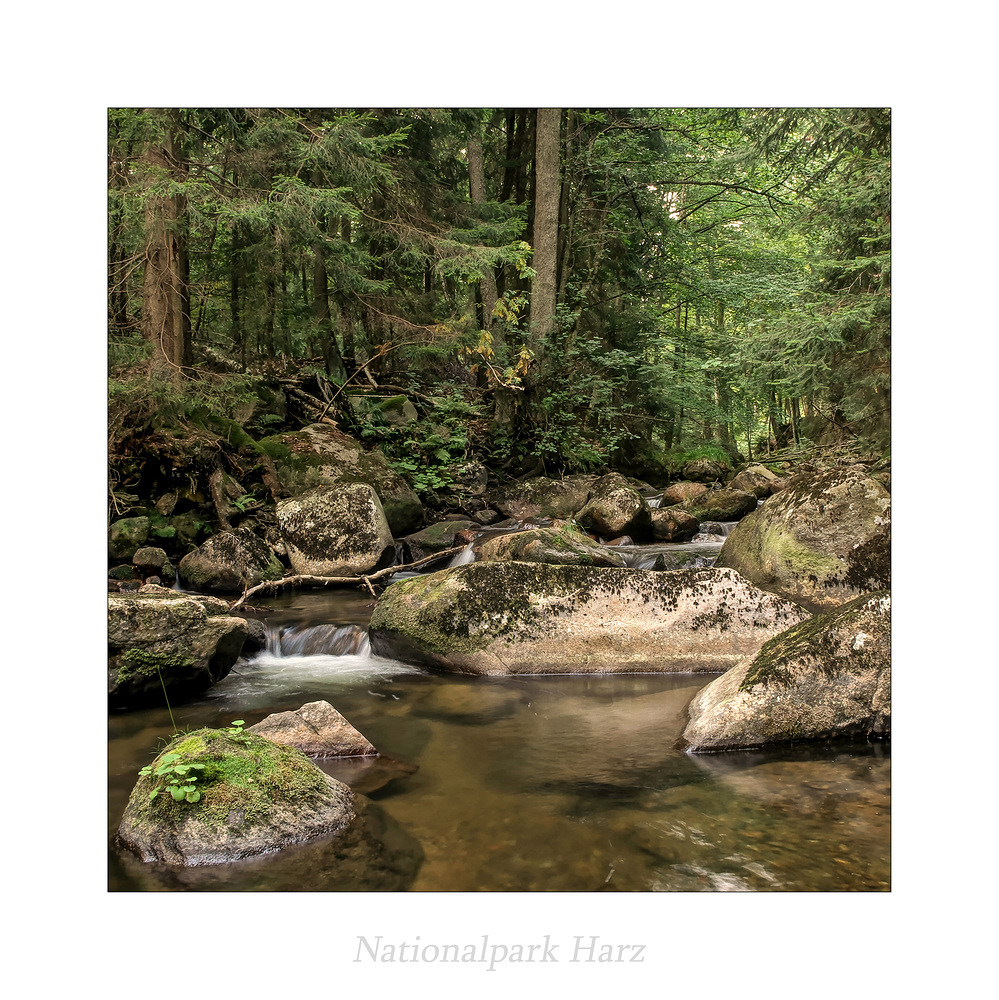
[108,107,889,507]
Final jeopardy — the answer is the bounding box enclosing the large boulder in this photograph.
[681,592,890,752]
[650,508,700,542]
[660,482,707,506]
[369,563,809,676]
[178,530,284,593]
[730,463,780,498]
[116,728,356,865]
[680,487,758,522]
[258,423,424,534]
[247,701,378,757]
[489,475,595,521]
[474,525,627,568]
[276,484,394,577]
[715,469,890,613]
[108,593,248,708]
[574,473,653,541]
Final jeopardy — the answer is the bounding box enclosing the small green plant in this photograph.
[231,494,256,513]
[139,753,207,803]
[224,719,250,742]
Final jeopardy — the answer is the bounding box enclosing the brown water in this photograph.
[108,589,890,892]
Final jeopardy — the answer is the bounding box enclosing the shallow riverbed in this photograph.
[108,589,889,891]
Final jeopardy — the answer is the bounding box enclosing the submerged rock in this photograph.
[276,484,394,577]
[178,530,284,593]
[116,728,356,865]
[681,592,890,752]
[474,524,627,568]
[715,469,890,613]
[108,592,248,708]
[369,562,809,676]
[248,701,378,757]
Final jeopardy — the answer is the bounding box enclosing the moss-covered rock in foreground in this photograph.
[369,562,809,675]
[715,469,890,613]
[116,728,356,865]
[680,591,890,752]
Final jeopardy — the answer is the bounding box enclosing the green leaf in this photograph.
[169,786,186,801]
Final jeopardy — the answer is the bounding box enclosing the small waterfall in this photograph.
[265,622,371,658]
[694,521,737,539]
[446,544,476,568]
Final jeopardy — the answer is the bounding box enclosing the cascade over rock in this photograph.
[369,562,809,676]
[108,592,248,708]
[277,484,395,577]
[258,423,424,534]
[715,469,890,613]
[681,592,890,751]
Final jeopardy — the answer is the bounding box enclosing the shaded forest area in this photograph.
[108,107,889,519]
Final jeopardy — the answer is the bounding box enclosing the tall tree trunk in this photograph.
[312,223,347,380]
[529,108,561,367]
[139,111,187,379]
[466,134,498,335]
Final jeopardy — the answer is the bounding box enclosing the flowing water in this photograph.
[108,566,890,892]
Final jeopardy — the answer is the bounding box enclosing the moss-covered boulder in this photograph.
[681,592,890,752]
[730,463,780,498]
[258,423,424,534]
[574,473,653,541]
[489,475,595,521]
[369,563,809,675]
[715,469,890,613]
[116,728,357,865]
[400,519,477,560]
[681,458,730,483]
[474,525,626,568]
[680,487,758,522]
[132,546,176,583]
[178,530,284,593]
[109,516,151,560]
[108,593,248,708]
[276,483,394,577]
[247,701,378,757]
[377,394,419,425]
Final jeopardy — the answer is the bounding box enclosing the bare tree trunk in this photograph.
[530,108,561,368]
[140,111,187,380]
[466,134,498,334]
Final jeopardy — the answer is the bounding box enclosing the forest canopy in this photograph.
[108,107,890,486]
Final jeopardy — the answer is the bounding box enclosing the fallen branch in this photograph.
[228,545,468,611]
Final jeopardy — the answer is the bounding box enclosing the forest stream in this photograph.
[109,531,890,892]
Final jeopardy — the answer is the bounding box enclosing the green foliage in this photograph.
[357,389,479,498]
[139,753,207,804]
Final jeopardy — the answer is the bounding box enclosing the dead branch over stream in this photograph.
[228,545,467,611]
